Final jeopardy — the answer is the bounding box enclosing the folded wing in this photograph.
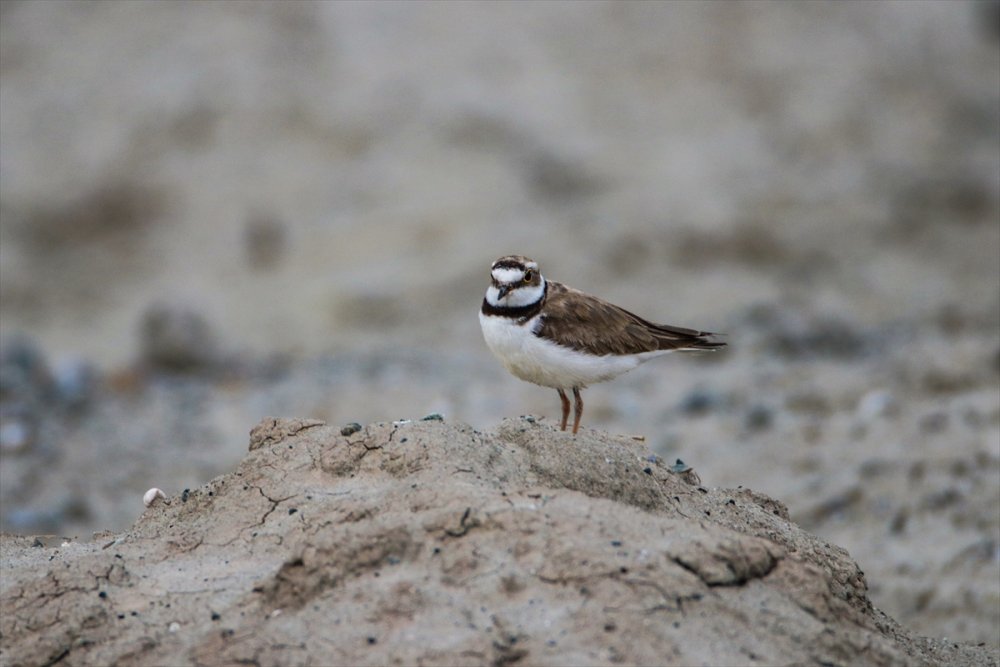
[535,282,726,356]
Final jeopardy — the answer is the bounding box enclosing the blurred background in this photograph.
[1,0,998,647]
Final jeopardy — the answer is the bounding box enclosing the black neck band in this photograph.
[481,282,546,320]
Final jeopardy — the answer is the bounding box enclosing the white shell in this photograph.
[143,487,166,507]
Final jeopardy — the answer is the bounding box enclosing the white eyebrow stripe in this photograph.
[493,268,525,283]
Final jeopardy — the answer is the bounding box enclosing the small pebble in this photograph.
[340,423,362,436]
[744,404,774,431]
[140,302,219,372]
[143,488,166,508]
[420,413,444,421]
[0,337,49,394]
[670,459,702,486]
[0,419,33,454]
[168,622,180,633]
[679,388,721,415]
[670,459,692,474]
[856,389,898,421]
[51,358,96,409]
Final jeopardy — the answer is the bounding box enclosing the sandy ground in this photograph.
[2,418,997,666]
[1,0,998,654]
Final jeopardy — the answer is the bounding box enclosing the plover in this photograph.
[480,255,725,434]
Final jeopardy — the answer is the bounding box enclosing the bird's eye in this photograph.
[523,270,534,282]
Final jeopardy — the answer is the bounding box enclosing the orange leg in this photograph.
[557,389,571,431]
[572,387,584,435]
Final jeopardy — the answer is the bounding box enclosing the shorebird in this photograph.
[480,255,725,434]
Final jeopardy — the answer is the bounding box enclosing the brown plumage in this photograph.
[535,281,725,357]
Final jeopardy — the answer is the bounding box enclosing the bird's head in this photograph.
[486,255,544,307]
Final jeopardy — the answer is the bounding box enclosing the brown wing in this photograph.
[536,281,726,356]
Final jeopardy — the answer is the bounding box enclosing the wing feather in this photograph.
[535,282,725,356]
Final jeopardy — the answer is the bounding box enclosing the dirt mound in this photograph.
[1,417,996,666]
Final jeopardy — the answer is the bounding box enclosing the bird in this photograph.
[479,255,725,434]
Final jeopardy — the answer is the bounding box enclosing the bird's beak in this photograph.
[497,284,512,300]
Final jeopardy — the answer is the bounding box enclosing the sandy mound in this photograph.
[1,417,994,667]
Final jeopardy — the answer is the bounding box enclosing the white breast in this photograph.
[479,311,672,389]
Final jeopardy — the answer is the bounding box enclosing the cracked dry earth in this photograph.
[1,418,996,667]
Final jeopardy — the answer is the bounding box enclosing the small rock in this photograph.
[0,336,51,397]
[669,459,702,486]
[920,487,961,511]
[140,302,219,373]
[744,405,774,432]
[340,423,362,436]
[51,358,97,410]
[679,388,721,416]
[0,418,34,455]
[890,509,908,534]
[670,459,692,474]
[421,413,444,421]
[856,390,898,421]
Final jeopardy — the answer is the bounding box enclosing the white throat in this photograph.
[485,276,546,309]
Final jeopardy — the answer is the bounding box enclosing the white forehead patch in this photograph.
[492,267,526,283]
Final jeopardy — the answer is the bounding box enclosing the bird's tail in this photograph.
[683,332,727,351]
[650,323,727,351]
